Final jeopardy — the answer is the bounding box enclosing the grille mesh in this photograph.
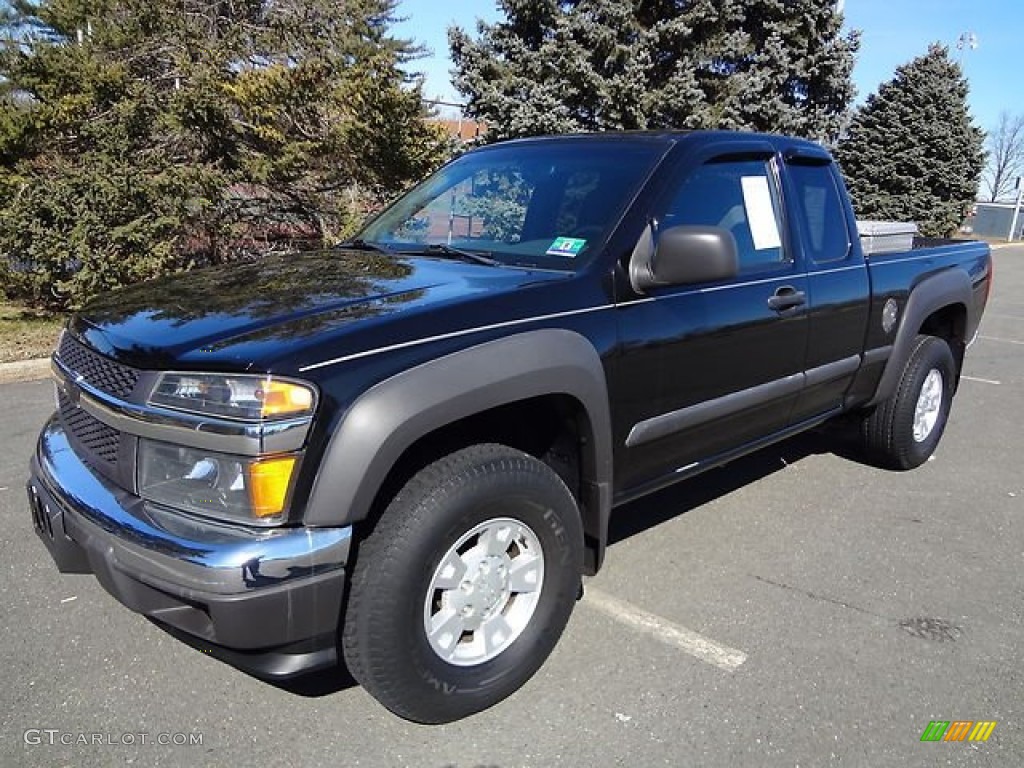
[58,391,120,467]
[57,333,140,399]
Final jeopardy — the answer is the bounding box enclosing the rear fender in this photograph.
[868,269,973,407]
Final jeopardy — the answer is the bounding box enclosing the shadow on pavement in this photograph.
[272,663,358,697]
[608,424,863,546]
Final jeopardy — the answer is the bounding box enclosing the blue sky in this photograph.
[394,0,1021,132]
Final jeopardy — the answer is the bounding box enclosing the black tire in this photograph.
[341,443,583,723]
[860,334,956,470]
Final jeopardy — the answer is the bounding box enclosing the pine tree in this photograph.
[449,0,859,143]
[449,0,648,137]
[835,44,985,238]
[0,0,450,308]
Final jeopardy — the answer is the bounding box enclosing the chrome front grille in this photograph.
[57,390,120,467]
[57,333,140,399]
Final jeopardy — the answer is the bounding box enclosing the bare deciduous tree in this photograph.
[983,112,1024,201]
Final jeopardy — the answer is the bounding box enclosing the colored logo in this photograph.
[920,720,997,742]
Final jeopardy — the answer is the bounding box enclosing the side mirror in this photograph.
[630,225,739,291]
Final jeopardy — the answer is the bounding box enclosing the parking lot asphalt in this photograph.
[1,247,1021,768]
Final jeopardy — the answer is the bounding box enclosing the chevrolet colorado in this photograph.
[27,131,992,723]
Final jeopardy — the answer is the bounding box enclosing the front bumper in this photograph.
[28,415,352,679]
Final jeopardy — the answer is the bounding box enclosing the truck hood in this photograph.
[70,249,567,370]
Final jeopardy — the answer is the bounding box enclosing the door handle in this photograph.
[767,286,806,312]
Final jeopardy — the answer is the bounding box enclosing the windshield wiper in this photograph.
[403,243,501,267]
[338,238,392,254]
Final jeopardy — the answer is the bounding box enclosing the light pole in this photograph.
[1009,178,1023,242]
[956,31,978,65]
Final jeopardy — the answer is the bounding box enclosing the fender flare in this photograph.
[303,329,613,565]
[868,268,973,407]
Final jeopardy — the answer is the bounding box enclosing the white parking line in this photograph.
[980,335,1024,346]
[583,587,747,672]
[961,375,1001,385]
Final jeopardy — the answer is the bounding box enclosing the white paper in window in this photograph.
[740,176,782,251]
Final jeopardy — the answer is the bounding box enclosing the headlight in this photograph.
[138,439,299,525]
[149,373,316,421]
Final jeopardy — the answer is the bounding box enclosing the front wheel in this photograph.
[859,334,957,470]
[341,444,583,723]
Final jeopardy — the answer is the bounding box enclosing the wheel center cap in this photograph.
[468,556,508,614]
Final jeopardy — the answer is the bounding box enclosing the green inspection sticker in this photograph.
[545,237,587,258]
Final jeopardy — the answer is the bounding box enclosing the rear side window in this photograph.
[663,158,788,275]
[788,163,850,263]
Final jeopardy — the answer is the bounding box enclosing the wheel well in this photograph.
[919,303,967,381]
[362,394,600,571]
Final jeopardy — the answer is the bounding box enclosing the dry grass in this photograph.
[0,302,64,363]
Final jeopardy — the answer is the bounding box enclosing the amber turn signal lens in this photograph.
[259,380,315,419]
[248,456,297,517]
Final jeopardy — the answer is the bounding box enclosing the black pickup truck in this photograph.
[28,131,992,723]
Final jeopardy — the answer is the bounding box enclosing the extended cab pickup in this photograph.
[27,131,992,723]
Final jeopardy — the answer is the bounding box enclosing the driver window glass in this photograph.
[663,159,789,274]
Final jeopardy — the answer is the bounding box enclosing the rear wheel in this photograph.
[341,443,583,723]
[860,334,956,469]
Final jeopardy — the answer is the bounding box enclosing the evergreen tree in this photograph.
[449,0,859,143]
[0,0,450,308]
[835,44,985,238]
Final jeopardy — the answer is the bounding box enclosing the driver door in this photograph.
[612,145,810,496]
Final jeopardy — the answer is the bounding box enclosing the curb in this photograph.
[0,357,52,384]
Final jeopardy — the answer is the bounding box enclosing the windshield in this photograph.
[358,140,668,270]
